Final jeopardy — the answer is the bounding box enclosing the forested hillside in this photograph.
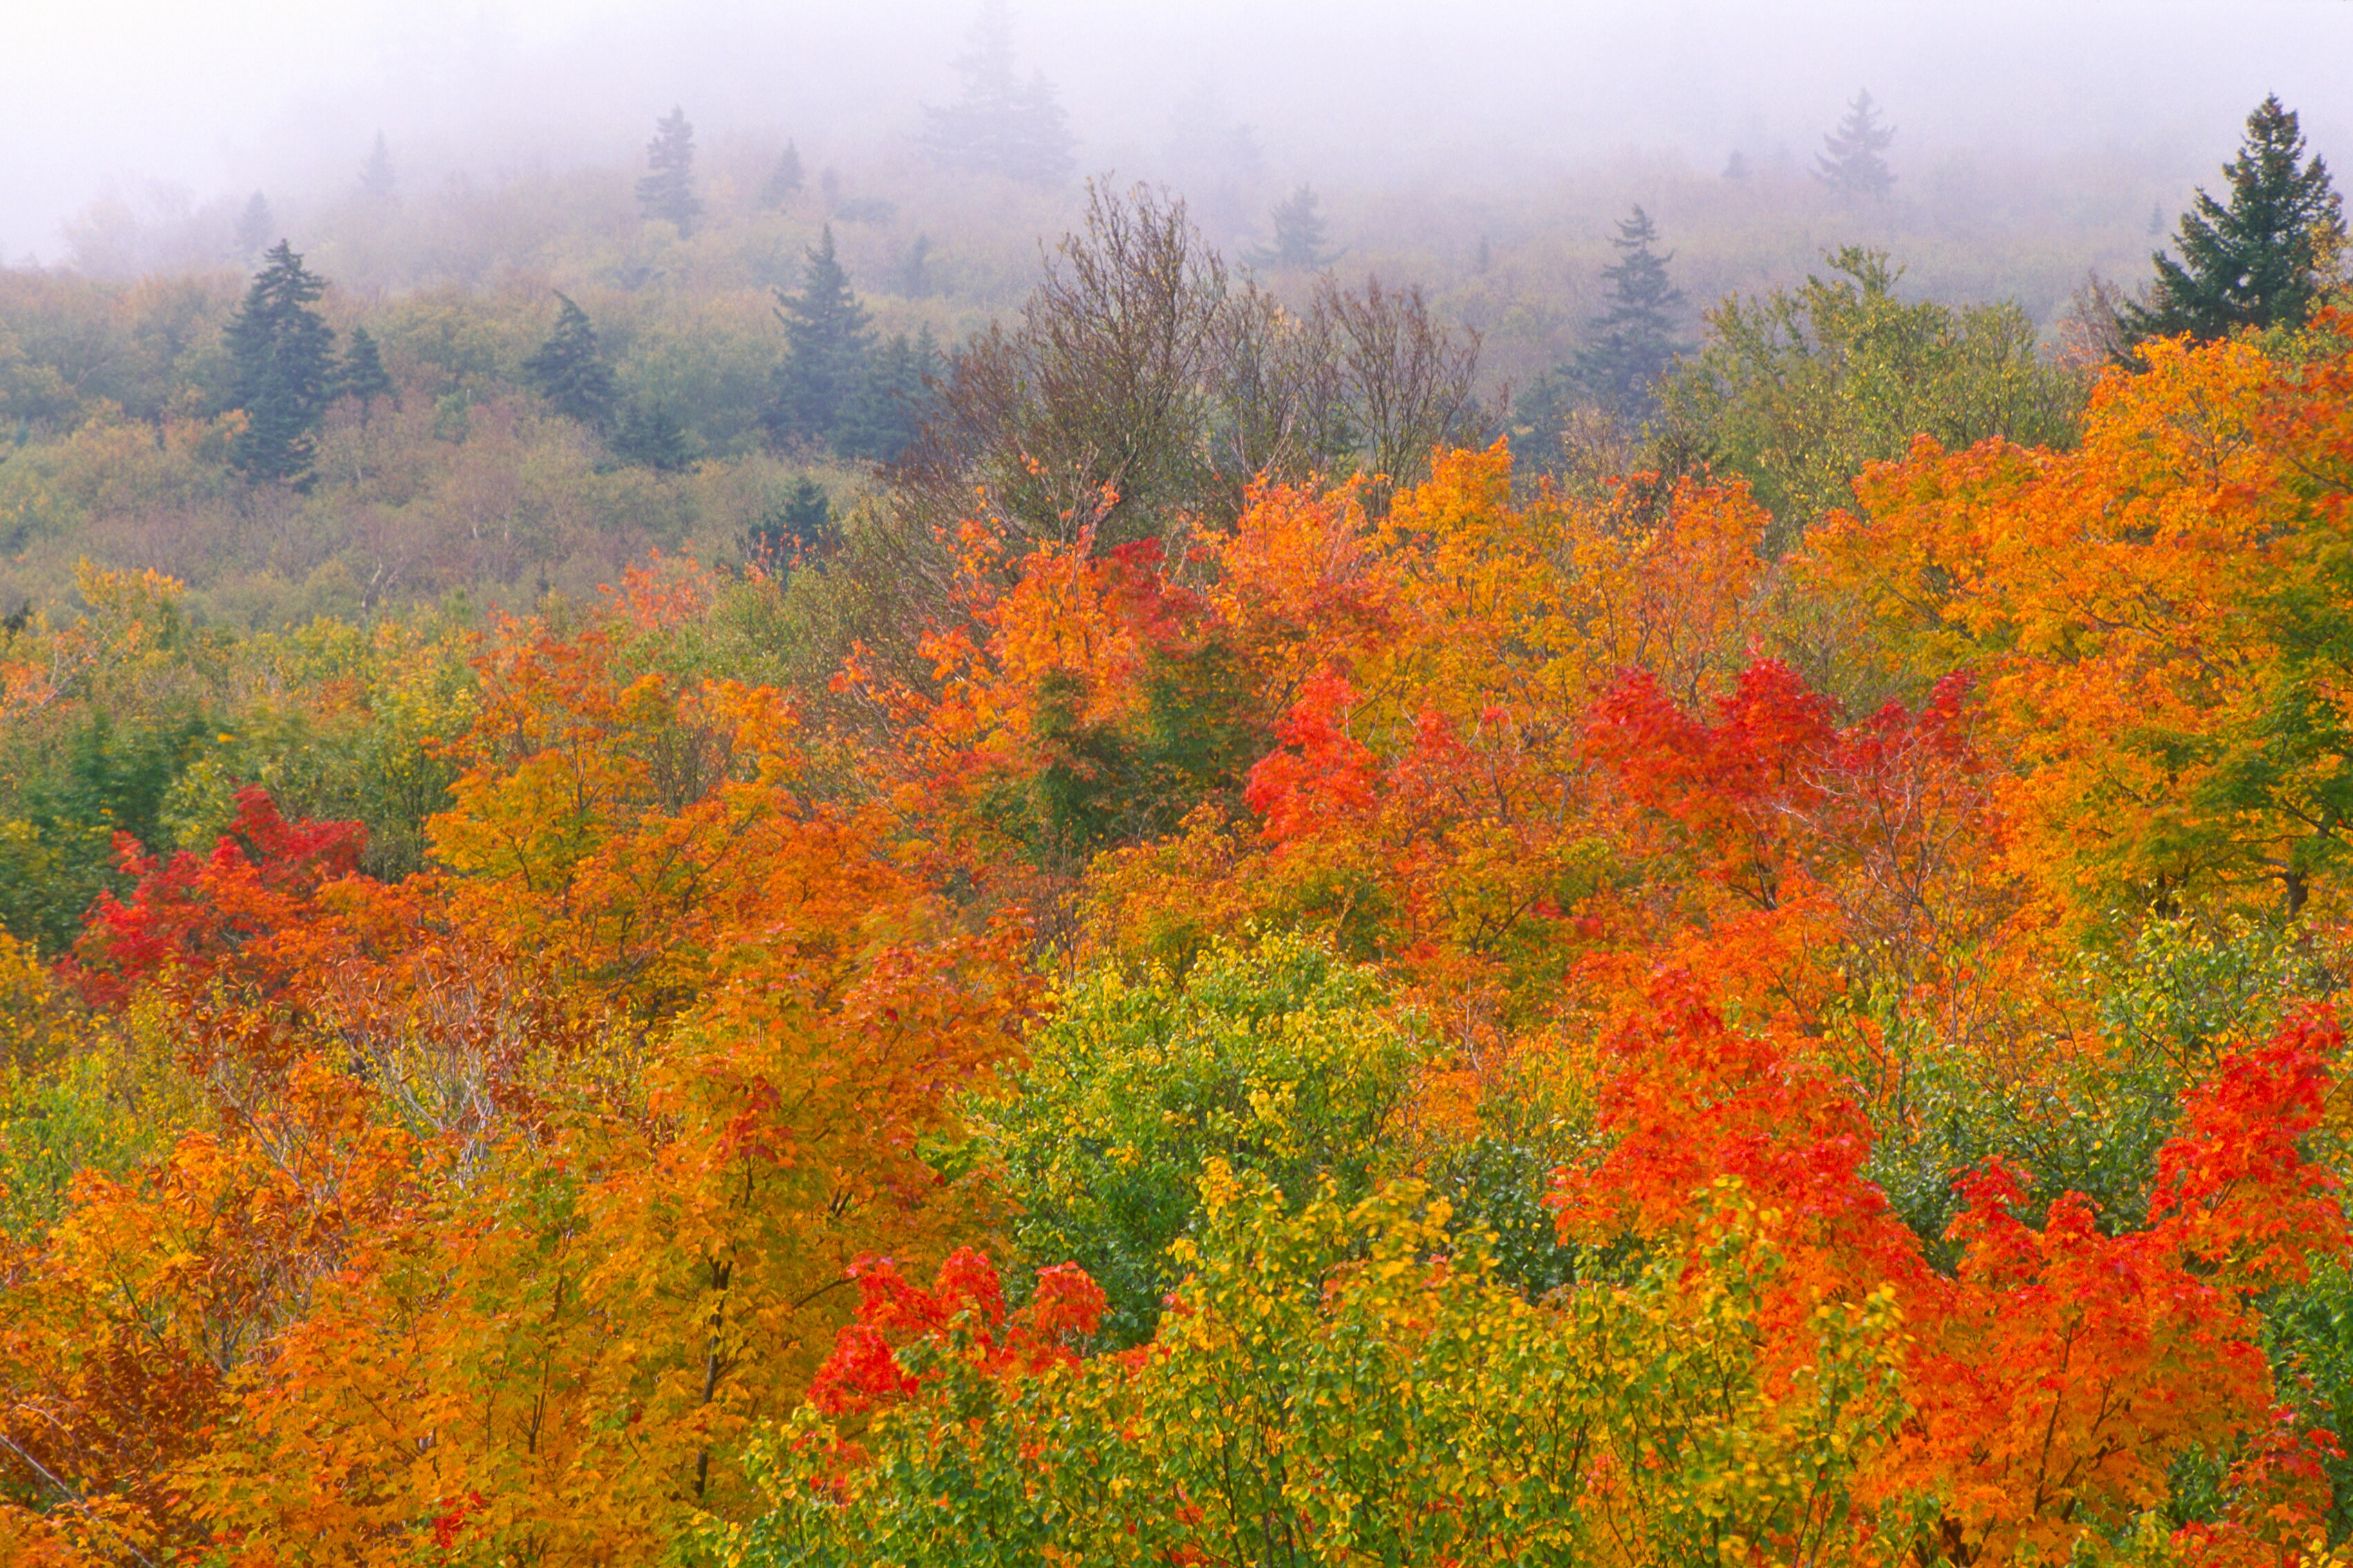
[2,21,2352,1563]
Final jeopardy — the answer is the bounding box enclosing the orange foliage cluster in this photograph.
[6,322,2353,1564]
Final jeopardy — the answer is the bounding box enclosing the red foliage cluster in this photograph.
[66,786,365,1007]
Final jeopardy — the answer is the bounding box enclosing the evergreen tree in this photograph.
[337,326,394,423]
[762,140,805,209]
[836,327,943,462]
[1508,365,1582,475]
[896,234,934,296]
[225,241,337,485]
[1244,185,1338,270]
[359,133,397,201]
[610,400,697,471]
[234,192,276,258]
[918,1,1076,186]
[748,475,834,566]
[764,226,874,450]
[637,107,703,236]
[523,293,619,431]
[1815,90,1896,200]
[1575,206,1689,420]
[2124,96,2345,344]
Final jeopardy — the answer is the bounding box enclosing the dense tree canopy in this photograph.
[5,86,2353,1568]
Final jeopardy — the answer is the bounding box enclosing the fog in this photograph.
[4,0,2347,265]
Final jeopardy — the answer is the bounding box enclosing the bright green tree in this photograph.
[1655,245,2080,547]
[973,934,1427,1345]
[2124,95,2345,344]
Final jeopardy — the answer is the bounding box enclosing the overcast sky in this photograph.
[3,0,2347,262]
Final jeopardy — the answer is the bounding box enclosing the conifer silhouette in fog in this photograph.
[919,1,1076,187]
[1575,205,1689,419]
[638,107,702,236]
[1816,90,1896,200]
[1244,185,1340,270]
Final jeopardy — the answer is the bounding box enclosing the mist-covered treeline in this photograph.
[0,0,2287,633]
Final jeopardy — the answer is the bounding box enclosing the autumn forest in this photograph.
[3,7,2353,1564]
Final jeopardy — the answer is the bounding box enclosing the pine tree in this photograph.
[637,107,703,236]
[225,241,337,485]
[762,140,804,209]
[610,400,697,471]
[234,192,276,258]
[359,133,397,201]
[523,293,619,431]
[1244,185,1338,270]
[1815,90,1896,200]
[748,475,834,567]
[2124,96,2345,344]
[1575,206,1689,420]
[836,328,942,462]
[764,225,874,450]
[896,234,934,296]
[337,327,394,423]
[918,1,1076,186]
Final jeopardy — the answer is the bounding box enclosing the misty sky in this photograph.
[4,0,2348,263]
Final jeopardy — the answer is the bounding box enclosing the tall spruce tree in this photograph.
[1815,90,1896,200]
[225,241,338,485]
[610,400,697,471]
[835,327,943,462]
[2124,96,2345,344]
[359,133,397,201]
[1575,206,1689,420]
[524,293,619,431]
[234,192,276,258]
[337,326,394,423]
[762,140,805,209]
[748,475,834,566]
[1244,185,1338,270]
[765,226,874,450]
[918,1,1076,186]
[637,107,703,236]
